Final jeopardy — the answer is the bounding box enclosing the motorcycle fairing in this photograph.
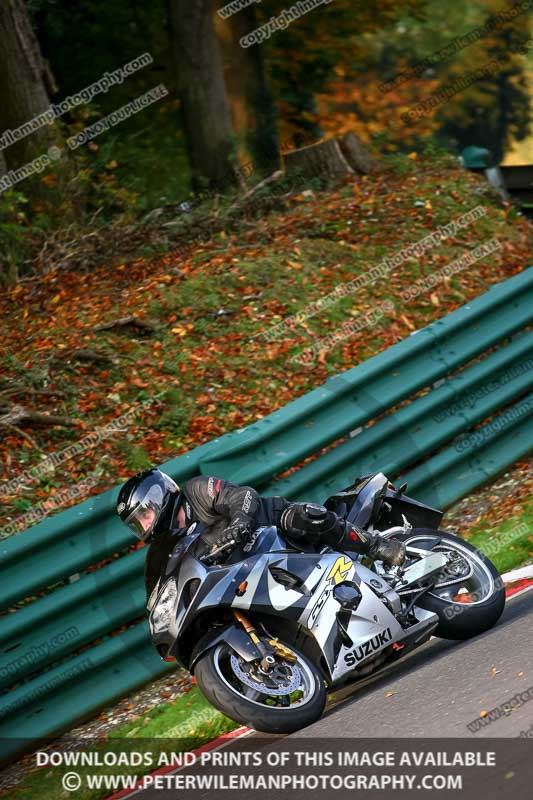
[151,526,438,685]
[325,472,443,531]
[346,472,388,528]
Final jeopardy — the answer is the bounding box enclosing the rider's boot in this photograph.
[343,524,407,567]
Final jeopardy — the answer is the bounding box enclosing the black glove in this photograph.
[213,518,251,550]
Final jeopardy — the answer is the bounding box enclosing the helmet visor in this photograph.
[124,484,166,541]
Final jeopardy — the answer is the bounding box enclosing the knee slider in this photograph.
[281,502,339,539]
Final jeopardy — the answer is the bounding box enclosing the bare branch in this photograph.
[93,316,160,334]
[0,404,78,429]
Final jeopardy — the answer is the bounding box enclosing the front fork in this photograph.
[232,610,297,668]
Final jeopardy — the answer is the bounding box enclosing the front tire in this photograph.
[195,639,326,734]
[391,529,505,640]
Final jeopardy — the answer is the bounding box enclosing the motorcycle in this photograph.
[147,472,506,733]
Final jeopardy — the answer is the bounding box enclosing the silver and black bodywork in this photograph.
[147,473,504,733]
[149,522,440,687]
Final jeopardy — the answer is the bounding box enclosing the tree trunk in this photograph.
[214,7,279,176]
[339,132,381,175]
[0,0,59,170]
[284,138,354,186]
[167,0,238,191]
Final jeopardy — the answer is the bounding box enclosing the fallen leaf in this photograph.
[400,314,415,331]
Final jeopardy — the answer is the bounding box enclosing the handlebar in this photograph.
[199,537,237,564]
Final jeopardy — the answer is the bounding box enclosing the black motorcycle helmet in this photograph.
[116,468,183,542]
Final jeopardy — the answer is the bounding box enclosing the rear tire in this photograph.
[391,529,505,640]
[195,640,326,734]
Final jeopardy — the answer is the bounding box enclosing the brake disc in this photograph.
[230,654,301,696]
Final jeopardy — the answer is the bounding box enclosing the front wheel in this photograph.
[195,638,326,734]
[391,529,505,640]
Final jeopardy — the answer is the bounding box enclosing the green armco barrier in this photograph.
[263,328,533,503]
[399,392,533,508]
[0,623,174,768]
[0,267,532,767]
[0,549,146,691]
[198,267,533,486]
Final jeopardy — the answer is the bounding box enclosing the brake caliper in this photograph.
[267,637,297,664]
[233,609,298,670]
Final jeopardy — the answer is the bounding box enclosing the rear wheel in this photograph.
[195,638,326,733]
[391,529,505,640]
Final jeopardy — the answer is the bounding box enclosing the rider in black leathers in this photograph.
[116,470,406,600]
